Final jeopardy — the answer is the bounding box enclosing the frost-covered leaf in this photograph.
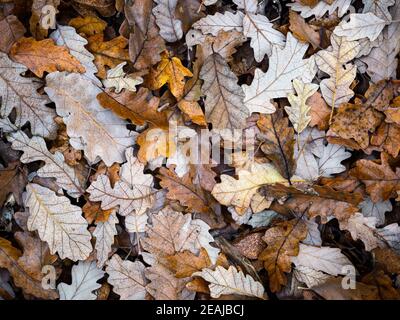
[233,0,258,13]
[360,2,400,83]
[200,53,249,129]
[315,34,360,109]
[362,0,395,22]
[106,254,147,300]
[284,79,318,133]
[87,148,155,232]
[58,261,104,300]
[212,162,287,213]
[8,130,84,198]
[153,0,183,42]
[93,211,118,268]
[293,265,331,288]
[50,25,101,86]
[291,244,353,276]
[247,210,279,228]
[339,213,400,252]
[24,183,92,261]
[193,266,265,299]
[141,207,220,264]
[102,62,143,93]
[288,0,352,19]
[242,33,313,114]
[193,11,244,36]
[334,13,386,41]
[359,198,392,226]
[45,72,136,166]
[0,52,57,139]
[242,13,285,62]
[294,128,351,181]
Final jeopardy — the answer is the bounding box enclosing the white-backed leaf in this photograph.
[291,244,353,276]
[24,183,92,261]
[141,207,220,264]
[362,0,395,22]
[193,266,265,299]
[284,79,319,133]
[359,198,392,226]
[87,148,155,226]
[233,0,258,13]
[58,261,104,300]
[293,265,331,288]
[242,33,313,114]
[8,130,83,198]
[315,34,360,108]
[192,11,244,36]
[102,62,143,93]
[360,2,400,83]
[200,53,249,129]
[153,0,183,42]
[334,13,386,41]
[50,25,101,86]
[93,211,118,268]
[288,0,352,19]
[106,254,147,300]
[242,13,285,62]
[45,72,136,166]
[0,53,57,139]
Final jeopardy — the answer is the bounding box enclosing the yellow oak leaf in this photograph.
[147,51,193,98]
[69,16,107,37]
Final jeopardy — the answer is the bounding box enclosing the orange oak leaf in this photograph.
[10,37,85,77]
[87,34,129,79]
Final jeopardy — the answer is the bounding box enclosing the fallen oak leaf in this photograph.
[350,152,400,202]
[157,167,212,214]
[124,0,166,72]
[10,37,85,78]
[266,184,362,223]
[289,10,321,49]
[259,219,308,292]
[0,236,59,299]
[0,15,26,53]
[69,16,107,37]
[193,266,266,299]
[87,34,129,79]
[0,52,58,139]
[146,51,193,99]
[328,103,384,149]
[97,87,168,128]
[257,110,296,180]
